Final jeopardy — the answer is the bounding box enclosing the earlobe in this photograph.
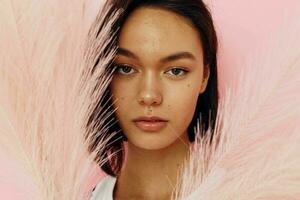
[199,65,210,94]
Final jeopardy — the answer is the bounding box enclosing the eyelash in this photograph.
[166,68,189,76]
[114,64,189,77]
[114,64,137,75]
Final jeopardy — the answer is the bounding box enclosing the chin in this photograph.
[129,141,175,151]
[126,131,181,151]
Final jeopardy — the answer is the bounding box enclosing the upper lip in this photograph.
[133,116,168,122]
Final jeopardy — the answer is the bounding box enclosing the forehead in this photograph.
[117,7,203,61]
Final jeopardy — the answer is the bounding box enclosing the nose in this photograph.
[137,72,162,106]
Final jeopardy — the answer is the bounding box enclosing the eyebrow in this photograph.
[116,47,196,63]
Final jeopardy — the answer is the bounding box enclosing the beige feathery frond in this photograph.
[0,0,120,199]
[173,6,300,200]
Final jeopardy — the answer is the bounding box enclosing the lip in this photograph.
[132,116,168,132]
[132,116,168,122]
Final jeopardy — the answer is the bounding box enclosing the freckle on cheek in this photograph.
[187,84,190,87]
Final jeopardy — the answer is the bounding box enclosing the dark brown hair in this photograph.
[86,0,219,177]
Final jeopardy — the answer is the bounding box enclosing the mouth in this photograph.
[132,116,168,132]
[133,121,168,132]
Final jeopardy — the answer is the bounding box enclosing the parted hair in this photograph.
[86,0,219,177]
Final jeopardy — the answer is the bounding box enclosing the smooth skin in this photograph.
[110,6,210,200]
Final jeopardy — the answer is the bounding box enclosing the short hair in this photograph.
[86,0,219,177]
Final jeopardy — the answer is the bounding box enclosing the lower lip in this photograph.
[134,121,168,132]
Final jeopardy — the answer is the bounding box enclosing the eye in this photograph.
[114,64,137,75]
[165,67,189,77]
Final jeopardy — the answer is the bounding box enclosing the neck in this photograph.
[114,132,190,200]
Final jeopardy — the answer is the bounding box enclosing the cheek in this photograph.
[110,78,130,103]
[167,83,199,125]
[110,80,134,121]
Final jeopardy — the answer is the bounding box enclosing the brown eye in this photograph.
[115,64,137,75]
[165,67,188,76]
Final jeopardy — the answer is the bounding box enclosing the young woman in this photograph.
[88,0,218,199]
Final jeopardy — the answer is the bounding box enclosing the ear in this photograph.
[199,65,210,94]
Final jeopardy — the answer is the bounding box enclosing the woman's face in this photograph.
[110,7,210,150]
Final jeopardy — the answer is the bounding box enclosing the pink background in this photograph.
[1,0,300,199]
